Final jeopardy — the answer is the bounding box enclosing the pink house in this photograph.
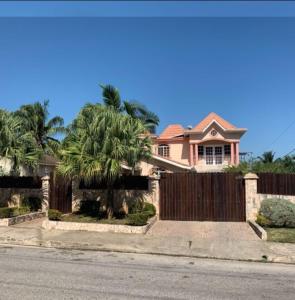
[151,112,247,172]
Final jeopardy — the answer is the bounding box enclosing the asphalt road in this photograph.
[0,246,294,300]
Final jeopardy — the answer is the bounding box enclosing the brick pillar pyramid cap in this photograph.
[243,173,259,180]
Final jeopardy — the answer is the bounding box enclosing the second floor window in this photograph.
[158,144,170,158]
[198,145,204,156]
[224,145,231,155]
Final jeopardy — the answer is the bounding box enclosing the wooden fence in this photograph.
[0,176,41,189]
[257,173,295,196]
[50,174,72,213]
[160,172,245,222]
[79,176,149,190]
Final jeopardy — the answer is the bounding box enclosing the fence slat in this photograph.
[0,176,41,189]
[257,173,295,196]
[160,172,245,222]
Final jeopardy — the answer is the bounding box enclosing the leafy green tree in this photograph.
[100,84,159,133]
[224,153,295,174]
[276,155,295,173]
[258,151,276,164]
[15,100,65,156]
[0,109,41,175]
[58,104,151,218]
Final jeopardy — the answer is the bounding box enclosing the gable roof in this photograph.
[192,112,236,132]
[158,124,184,139]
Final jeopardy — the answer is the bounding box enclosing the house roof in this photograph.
[151,154,191,169]
[39,155,58,166]
[158,124,184,139]
[192,112,236,132]
[157,112,247,140]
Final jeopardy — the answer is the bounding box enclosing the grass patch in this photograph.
[61,213,128,225]
[0,206,30,219]
[265,228,295,243]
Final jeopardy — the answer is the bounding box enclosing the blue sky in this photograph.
[1,2,295,157]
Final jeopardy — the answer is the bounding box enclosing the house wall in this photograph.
[154,140,189,165]
[0,157,55,177]
[153,123,243,171]
[0,158,31,176]
[189,124,241,143]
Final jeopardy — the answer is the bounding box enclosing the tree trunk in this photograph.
[106,185,114,220]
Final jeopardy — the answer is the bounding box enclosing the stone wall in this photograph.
[0,212,45,226]
[72,176,160,214]
[42,216,157,234]
[244,173,295,221]
[0,188,42,208]
[257,193,295,204]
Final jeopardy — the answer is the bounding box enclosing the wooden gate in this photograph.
[160,173,245,222]
[50,173,72,214]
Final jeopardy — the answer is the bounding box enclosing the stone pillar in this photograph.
[235,142,240,165]
[230,142,235,165]
[41,175,50,214]
[148,174,160,215]
[72,179,82,212]
[244,173,259,221]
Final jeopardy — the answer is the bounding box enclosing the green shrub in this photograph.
[48,209,62,221]
[0,206,31,218]
[0,207,14,218]
[114,207,126,219]
[256,214,271,227]
[16,206,30,216]
[126,213,149,226]
[142,202,156,217]
[259,198,295,228]
[128,200,143,214]
[22,196,42,212]
[0,202,6,208]
[79,200,100,217]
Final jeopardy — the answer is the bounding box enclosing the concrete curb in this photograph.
[0,239,294,265]
[248,220,267,240]
[0,212,46,226]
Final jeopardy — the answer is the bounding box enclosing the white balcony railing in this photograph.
[197,155,232,165]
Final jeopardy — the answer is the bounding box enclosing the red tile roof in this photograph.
[158,124,184,139]
[192,112,236,132]
[157,112,246,139]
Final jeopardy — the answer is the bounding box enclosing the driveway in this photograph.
[147,221,260,241]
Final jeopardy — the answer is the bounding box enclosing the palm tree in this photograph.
[15,100,65,156]
[58,104,151,218]
[258,151,276,164]
[277,155,295,173]
[0,109,41,175]
[100,84,159,133]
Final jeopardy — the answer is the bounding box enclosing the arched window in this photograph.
[158,144,170,158]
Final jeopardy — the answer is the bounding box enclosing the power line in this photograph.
[284,148,295,157]
[265,118,295,151]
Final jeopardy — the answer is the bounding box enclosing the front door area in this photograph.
[205,146,223,165]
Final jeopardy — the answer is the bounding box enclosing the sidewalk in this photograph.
[0,218,295,264]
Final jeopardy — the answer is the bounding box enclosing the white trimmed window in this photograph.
[158,144,170,158]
